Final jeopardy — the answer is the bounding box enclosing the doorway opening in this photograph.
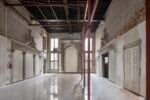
[102,53,109,79]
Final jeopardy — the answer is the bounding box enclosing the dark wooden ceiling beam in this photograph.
[77,0,80,22]
[50,6,58,19]
[5,3,85,7]
[37,7,47,19]
[47,0,58,19]
[82,1,88,33]
[29,23,83,27]
[63,0,72,33]
[34,19,100,22]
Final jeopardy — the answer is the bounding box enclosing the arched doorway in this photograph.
[64,46,78,72]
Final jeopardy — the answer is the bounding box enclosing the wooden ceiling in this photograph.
[6,0,111,33]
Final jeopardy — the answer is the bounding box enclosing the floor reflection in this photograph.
[84,86,88,100]
[83,74,93,100]
[0,74,84,100]
[0,74,144,100]
[49,77,58,100]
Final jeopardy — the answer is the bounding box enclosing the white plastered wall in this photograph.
[96,21,146,96]
[95,23,105,76]
[0,35,11,86]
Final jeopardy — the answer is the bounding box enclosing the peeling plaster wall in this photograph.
[95,24,105,75]
[0,1,45,48]
[115,21,146,96]
[96,21,146,96]
[31,26,46,51]
[0,1,45,86]
[0,1,29,43]
[0,35,11,86]
[105,0,145,41]
[94,0,146,96]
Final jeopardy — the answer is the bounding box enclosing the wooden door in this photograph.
[12,50,23,82]
[124,45,141,94]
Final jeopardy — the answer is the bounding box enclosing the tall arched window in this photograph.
[50,38,59,70]
[84,38,93,71]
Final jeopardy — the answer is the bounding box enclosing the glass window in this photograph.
[51,39,54,51]
[54,62,58,69]
[84,37,94,71]
[85,53,88,61]
[85,38,88,51]
[50,38,59,70]
[85,62,88,69]
[90,53,92,61]
[51,62,55,69]
[51,53,54,61]
[55,38,58,48]
[90,38,92,51]
[55,53,58,61]
[90,61,93,69]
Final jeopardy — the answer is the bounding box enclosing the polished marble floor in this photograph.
[92,75,145,100]
[0,74,145,100]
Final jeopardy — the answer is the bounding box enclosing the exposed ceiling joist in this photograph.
[33,19,101,23]
[5,3,85,7]
[47,0,58,20]
[4,0,111,33]
[29,23,82,27]
[37,7,47,19]
[82,1,88,34]
[77,0,80,22]
[50,6,58,19]
[63,0,72,33]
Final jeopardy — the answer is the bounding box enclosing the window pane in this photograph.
[90,38,92,51]
[90,61,92,69]
[90,53,92,61]
[51,53,54,61]
[51,62,55,69]
[85,62,88,69]
[55,38,58,48]
[85,53,88,61]
[54,62,58,69]
[51,39,54,51]
[85,38,88,51]
[55,53,58,61]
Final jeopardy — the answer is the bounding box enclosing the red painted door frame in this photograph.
[146,0,150,99]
